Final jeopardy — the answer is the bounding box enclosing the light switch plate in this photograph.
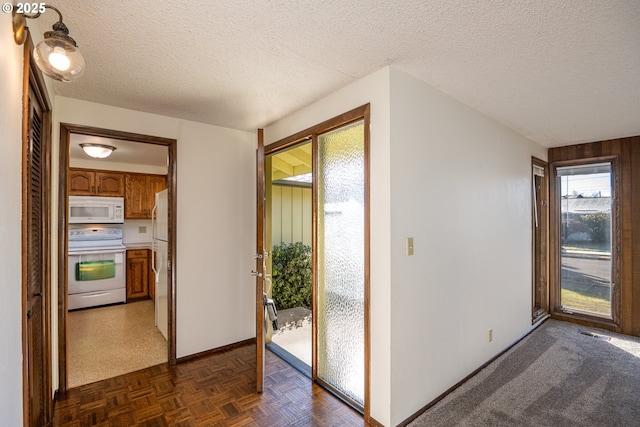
[138,226,147,233]
[406,237,414,256]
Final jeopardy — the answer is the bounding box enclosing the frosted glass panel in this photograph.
[317,120,365,406]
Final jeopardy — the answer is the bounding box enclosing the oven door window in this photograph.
[75,259,116,281]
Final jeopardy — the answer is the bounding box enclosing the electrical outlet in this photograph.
[138,226,147,233]
[488,329,493,342]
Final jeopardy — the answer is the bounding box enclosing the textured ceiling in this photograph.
[37,0,640,147]
[69,134,168,168]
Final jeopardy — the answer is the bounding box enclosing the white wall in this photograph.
[0,14,28,426]
[265,66,548,426]
[388,67,547,425]
[53,98,257,364]
[265,67,393,426]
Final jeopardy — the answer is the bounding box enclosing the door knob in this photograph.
[250,270,263,277]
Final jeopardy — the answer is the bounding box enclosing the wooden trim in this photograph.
[21,33,53,426]
[20,34,30,427]
[21,34,29,427]
[549,155,620,327]
[265,104,370,155]
[531,157,549,323]
[255,129,265,393]
[311,133,319,381]
[59,123,176,145]
[167,132,178,364]
[58,124,178,392]
[396,320,549,427]
[57,124,69,393]
[176,338,255,363]
[362,104,371,423]
[547,136,640,336]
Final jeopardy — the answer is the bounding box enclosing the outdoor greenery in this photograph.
[563,212,610,246]
[271,242,312,310]
[580,213,610,244]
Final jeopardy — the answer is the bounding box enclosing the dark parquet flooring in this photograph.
[52,345,369,426]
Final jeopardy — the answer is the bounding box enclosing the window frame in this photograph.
[549,155,621,328]
[531,157,549,324]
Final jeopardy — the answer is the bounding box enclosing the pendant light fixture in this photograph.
[13,4,85,82]
[80,144,116,159]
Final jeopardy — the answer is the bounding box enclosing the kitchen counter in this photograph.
[124,242,153,250]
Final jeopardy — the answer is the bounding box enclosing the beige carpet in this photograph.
[408,319,640,426]
[67,300,168,388]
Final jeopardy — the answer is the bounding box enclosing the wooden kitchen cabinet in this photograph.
[69,169,125,196]
[125,173,167,219]
[96,171,125,196]
[126,249,149,301]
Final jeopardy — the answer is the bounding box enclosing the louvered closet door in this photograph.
[26,85,46,427]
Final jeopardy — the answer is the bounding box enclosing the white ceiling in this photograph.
[38,1,640,148]
[69,133,168,168]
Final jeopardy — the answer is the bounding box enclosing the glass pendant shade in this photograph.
[80,144,116,159]
[34,37,85,82]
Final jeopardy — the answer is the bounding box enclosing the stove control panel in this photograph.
[69,227,123,241]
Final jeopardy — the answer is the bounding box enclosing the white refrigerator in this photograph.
[152,188,169,340]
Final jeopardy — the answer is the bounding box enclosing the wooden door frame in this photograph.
[57,124,178,392]
[263,104,371,420]
[255,129,265,392]
[21,34,53,426]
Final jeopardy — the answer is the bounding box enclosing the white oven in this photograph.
[68,227,126,310]
[69,196,124,224]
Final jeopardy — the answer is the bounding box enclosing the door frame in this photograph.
[255,129,265,392]
[57,124,178,392]
[259,104,371,420]
[21,33,53,426]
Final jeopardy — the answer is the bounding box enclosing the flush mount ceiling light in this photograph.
[12,4,85,82]
[80,143,116,159]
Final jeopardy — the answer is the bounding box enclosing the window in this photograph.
[551,159,619,324]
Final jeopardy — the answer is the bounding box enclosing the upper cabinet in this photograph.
[69,168,167,220]
[125,173,167,219]
[69,169,125,197]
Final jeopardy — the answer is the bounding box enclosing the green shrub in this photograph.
[271,242,311,310]
[580,213,610,244]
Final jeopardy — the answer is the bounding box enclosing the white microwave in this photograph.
[69,196,125,224]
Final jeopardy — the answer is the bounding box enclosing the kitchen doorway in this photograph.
[58,124,177,392]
